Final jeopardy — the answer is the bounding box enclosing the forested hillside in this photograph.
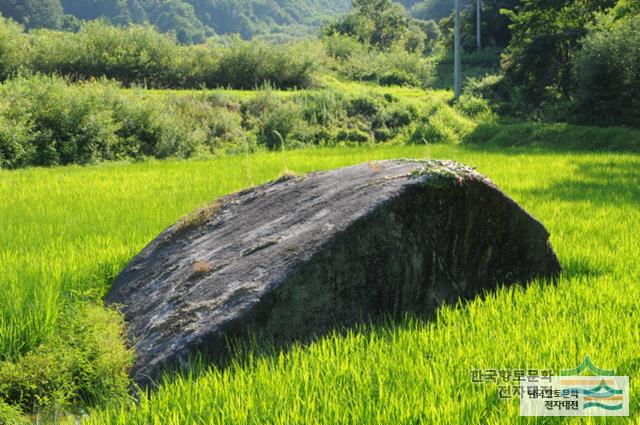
[0,0,351,42]
[0,0,504,43]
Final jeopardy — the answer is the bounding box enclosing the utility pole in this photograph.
[477,0,481,50]
[454,0,461,100]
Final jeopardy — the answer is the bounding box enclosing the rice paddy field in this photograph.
[1,142,639,424]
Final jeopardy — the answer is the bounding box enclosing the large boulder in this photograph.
[107,160,561,384]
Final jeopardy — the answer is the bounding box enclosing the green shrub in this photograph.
[10,22,318,90]
[463,73,532,118]
[381,104,418,129]
[30,22,176,87]
[323,34,366,60]
[458,47,503,68]
[0,400,29,425]
[114,95,196,159]
[213,40,316,89]
[257,102,303,150]
[3,16,441,90]
[0,76,121,166]
[295,127,334,146]
[327,43,434,88]
[165,93,252,155]
[454,95,494,121]
[410,105,475,145]
[378,47,434,87]
[299,90,346,126]
[373,127,394,142]
[209,107,243,142]
[336,128,372,144]
[379,70,419,87]
[0,76,466,168]
[573,13,640,126]
[0,17,30,81]
[0,303,132,417]
[241,88,281,119]
[0,112,34,169]
[347,96,381,118]
[36,86,120,165]
[0,76,200,168]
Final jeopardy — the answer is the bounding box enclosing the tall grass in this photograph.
[1,144,638,422]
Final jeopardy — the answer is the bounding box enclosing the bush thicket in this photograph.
[0,303,132,419]
[573,13,640,126]
[0,0,352,42]
[0,19,319,89]
[323,34,434,87]
[0,76,197,168]
[0,76,490,169]
[0,17,436,90]
[0,18,29,81]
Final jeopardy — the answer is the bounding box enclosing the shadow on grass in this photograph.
[151,278,557,389]
[522,159,640,207]
[148,313,440,388]
[560,257,611,281]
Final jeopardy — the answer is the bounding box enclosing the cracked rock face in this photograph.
[107,160,561,384]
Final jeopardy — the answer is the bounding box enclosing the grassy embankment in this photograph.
[6,73,639,171]
[0,76,470,169]
[1,140,639,423]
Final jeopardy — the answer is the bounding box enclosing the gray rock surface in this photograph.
[107,160,561,384]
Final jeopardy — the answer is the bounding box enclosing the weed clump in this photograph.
[191,260,213,276]
[410,104,478,145]
[276,168,304,182]
[0,304,132,421]
[175,202,220,233]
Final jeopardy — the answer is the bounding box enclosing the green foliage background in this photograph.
[0,0,352,42]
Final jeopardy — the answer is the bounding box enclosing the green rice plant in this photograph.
[1,143,639,422]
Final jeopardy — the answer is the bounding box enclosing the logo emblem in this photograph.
[520,357,629,417]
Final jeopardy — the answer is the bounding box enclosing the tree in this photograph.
[325,0,411,50]
[437,0,519,53]
[5,0,352,43]
[573,10,640,126]
[354,0,410,49]
[501,0,616,103]
[143,0,209,43]
[0,0,64,29]
[0,17,29,80]
[409,0,469,22]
